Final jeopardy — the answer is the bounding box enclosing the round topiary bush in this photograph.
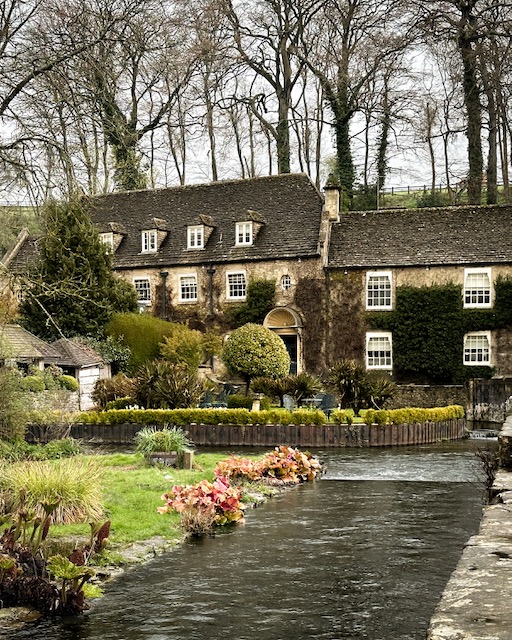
[222,323,291,389]
[58,375,79,391]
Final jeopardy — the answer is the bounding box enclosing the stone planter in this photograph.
[148,451,178,467]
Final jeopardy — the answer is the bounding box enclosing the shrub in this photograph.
[58,375,79,392]
[134,360,206,409]
[0,458,104,524]
[20,375,46,392]
[107,313,183,374]
[227,394,271,410]
[105,397,134,410]
[327,359,370,412]
[159,325,221,370]
[158,476,245,534]
[0,367,29,440]
[135,426,192,456]
[92,373,136,409]
[257,446,322,483]
[331,409,355,425]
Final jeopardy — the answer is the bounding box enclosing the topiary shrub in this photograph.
[222,323,290,392]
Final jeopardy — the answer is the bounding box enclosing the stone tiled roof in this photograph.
[328,204,512,269]
[89,174,324,268]
[1,231,41,274]
[52,338,103,368]
[0,324,62,361]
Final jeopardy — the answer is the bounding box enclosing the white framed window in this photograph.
[134,278,151,304]
[235,221,253,246]
[179,274,198,302]
[464,332,491,365]
[281,274,292,291]
[366,332,392,370]
[464,268,491,308]
[141,229,157,253]
[187,226,204,249]
[366,271,392,310]
[99,232,114,251]
[227,271,246,300]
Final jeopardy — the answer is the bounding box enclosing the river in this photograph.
[6,441,491,640]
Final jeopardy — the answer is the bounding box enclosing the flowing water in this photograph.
[6,442,491,640]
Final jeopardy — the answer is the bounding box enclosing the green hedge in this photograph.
[332,405,463,425]
[74,405,462,427]
[75,407,327,426]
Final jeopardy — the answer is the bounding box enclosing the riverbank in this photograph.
[427,416,512,640]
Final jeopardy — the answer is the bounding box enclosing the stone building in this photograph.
[2,173,512,384]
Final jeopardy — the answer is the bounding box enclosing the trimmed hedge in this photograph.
[74,405,463,427]
[75,407,327,426]
[332,405,464,425]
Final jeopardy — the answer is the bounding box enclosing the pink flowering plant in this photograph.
[257,446,322,483]
[160,447,321,534]
[213,455,263,482]
[214,446,321,485]
[158,475,245,534]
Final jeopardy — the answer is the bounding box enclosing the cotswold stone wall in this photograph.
[387,384,467,410]
[467,377,512,423]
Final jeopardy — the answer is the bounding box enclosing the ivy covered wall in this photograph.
[368,276,512,383]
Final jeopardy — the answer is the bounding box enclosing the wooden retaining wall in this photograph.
[32,419,466,447]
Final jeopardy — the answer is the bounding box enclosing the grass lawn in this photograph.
[48,451,258,556]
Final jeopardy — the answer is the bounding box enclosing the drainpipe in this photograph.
[206,265,216,369]
[160,271,169,320]
[206,265,216,318]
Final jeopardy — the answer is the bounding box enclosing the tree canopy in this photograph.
[19,197,137,341]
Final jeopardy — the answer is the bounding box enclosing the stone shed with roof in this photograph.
[0,325,107,410]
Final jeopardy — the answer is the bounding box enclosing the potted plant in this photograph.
[135,426,193,467]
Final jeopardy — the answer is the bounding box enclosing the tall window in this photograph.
[366,271,392,310]
[464,332,491,365]
[464,268,491,308]
[235,222,253,246]
[187,226,204,249]
[227,272,246,299]
[141,229,157,253]
[179,274,198,302]
[366,332,392,369]
[134,278,151,304]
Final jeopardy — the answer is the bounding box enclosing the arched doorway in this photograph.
[264,307,303,374]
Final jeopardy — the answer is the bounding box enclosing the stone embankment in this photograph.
[427,416,512,640]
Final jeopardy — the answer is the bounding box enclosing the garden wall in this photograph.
[387,384,467,410]
[467,377,512,423]
[49,419,466,448]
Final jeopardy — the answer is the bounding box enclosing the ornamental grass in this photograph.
[0,458,104,524]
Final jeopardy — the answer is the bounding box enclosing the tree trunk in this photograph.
[457,31,483,204]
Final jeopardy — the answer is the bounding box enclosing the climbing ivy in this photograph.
[227,278,276,327]
[367,279,512,383]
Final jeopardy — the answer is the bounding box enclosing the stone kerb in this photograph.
[427,415,512,640]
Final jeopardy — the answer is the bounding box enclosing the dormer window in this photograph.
[99,232,114,251]
[235,221,253,246]
[142,229,157,253]
[187,225,204,249]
